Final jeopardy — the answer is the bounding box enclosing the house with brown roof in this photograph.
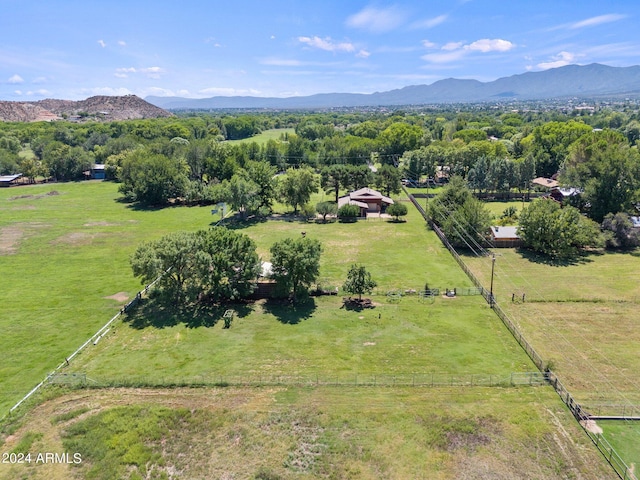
[338,188,394,217]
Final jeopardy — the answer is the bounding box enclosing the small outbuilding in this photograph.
[0,173,22,187]
[490,226,522,248]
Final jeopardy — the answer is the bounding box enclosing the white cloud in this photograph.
[537,51,579,69]
[81,87,133,96]
[571,14,627,29]
[442,42,464,51]
[198,87,261,96]
[422,49,467,64]
[25,89,51,97]
[466,39,514,53]
[422,38,515,64]
[8,74,24,84]
[14,90,23,95]
[261,58,304,66]
[411,14,448,30]
[97,39,106,48]
[422,40,437,49]
[357,50,371,58]
[346,6,407,33]
[118,40,127,47]
[114,66,165,79]
[298,36,355,53]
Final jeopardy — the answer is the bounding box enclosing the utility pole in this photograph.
[489,254,496,308]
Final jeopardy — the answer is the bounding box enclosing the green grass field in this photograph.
[225,127,295,145]
[0,180,628,479]
[0,182,215,413]
[601,421,640,470]
[464,247,640,406]
[0,387,618,480]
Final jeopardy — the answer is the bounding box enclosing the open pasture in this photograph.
[225,127,295,145]
[0,180,625,479]
[69,295,533,384]
[464,248,640,405]
[0,182,214,413]
[0,181,472,414]
[0,387,617,480]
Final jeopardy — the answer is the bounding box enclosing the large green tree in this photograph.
[119,150,189,206]
[342,264,377,300]
[130,228,259,304]
[378,123,424,159]
[277,167,319,214]
[374,164,402,197]
[270,236,322,301]
[562,130,640,222]
[428,176,492,251]
[518,199,603,259]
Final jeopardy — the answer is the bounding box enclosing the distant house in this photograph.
[550,187,581,203]
[90,164,106,180]
[630,216,640,229]
[532,177,559,190]
[490,226,522,248]
[338,188,394,217]
[0,173,22,187]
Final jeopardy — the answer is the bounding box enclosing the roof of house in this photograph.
[490,226,520,239]
[532,177,558,189]
[630,216,640,228]
[0,174,22,183]
[347,187,394,205]
[337,197,369,209]
[552,187,582,197]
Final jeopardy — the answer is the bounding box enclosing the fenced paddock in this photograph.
[404,187,637,480]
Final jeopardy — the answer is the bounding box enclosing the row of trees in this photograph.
[131,227,380,304]
[131,228,323,303]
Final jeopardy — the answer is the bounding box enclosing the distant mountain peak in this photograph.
[146,63,640,110]
[0,95,172,122]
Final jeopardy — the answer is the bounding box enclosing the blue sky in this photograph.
[1,0,639,100]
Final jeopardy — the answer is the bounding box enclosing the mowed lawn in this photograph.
[0,181,215,413]
[464,247,640,405]
[0,180,489,414]
[225,127,295,145]
[71,295,533,383]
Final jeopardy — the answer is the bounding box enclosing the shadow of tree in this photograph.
[217,215,269,230]
[124,297,253,329]
[516,247,595,267]
[261,297,317,325]
[340,299,376,312]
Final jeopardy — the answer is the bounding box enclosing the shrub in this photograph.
[337,204,360,222]
[386,202,408,221]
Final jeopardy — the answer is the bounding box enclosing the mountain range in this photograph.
[146,64,640,110]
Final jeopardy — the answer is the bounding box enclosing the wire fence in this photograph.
[48,371,548,389]
[2,270,169,422]
[404,187,636,480]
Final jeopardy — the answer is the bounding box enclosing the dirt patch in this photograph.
[51,231,103,246]
[0,222,48,255]
[84,221,120,227]
[580,419,603,434]
[0,225,25,255]
[8,190,60,201]
[363,342,376,346]
[104,292,130,303]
